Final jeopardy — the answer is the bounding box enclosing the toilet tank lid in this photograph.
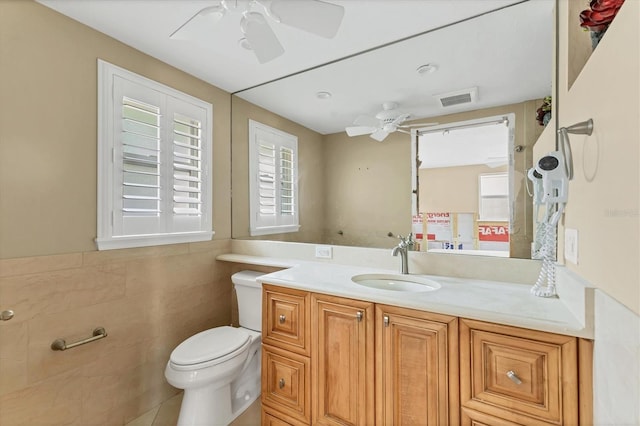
[231,270,264,288]
[170,326,250,366]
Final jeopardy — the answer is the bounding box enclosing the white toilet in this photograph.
[164,270,264,426]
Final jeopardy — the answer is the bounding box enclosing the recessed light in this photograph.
[417,63,438,74]
[316,91,332,99]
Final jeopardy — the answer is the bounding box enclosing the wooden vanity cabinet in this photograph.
[460,318,579,426]
[260,285,591,426]
[376,304,459,425]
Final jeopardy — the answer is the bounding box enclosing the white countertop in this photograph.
[218,253,593,338]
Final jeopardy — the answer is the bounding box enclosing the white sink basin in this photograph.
[351,274,441,292]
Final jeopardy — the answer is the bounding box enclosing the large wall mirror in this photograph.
[231,0,554,259]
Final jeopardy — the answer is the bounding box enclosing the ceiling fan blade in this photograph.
[353,115,380,128]
[398,122,439,128]
[370,129,390,142]
[269,0,344,38]
[241,12,285,64]
[391,113,411,126]
[170,5,226,40]
[346,126,376,137]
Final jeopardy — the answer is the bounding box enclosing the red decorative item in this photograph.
[579,0,625,32]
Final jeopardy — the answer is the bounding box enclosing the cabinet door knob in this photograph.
[506,370,523,385]
[278,378,285,389]
[356,311,363,322]
[383,315,390,327]
[279,314,286,324]
[0,310,14,321]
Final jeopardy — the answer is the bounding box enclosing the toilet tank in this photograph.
[232,270,264,332]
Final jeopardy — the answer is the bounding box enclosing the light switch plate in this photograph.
[564,228,578,264]
[315,245,333,259]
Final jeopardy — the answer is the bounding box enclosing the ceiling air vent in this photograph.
[435,87,478,108]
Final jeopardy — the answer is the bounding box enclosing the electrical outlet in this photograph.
[315,245,333,259]
[564,228,578,264]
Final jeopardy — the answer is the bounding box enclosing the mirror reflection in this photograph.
[415,115,512,257]
[231,0,554,258]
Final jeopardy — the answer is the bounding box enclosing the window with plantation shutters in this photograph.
[97,60,213,250]
[249,120,299,236]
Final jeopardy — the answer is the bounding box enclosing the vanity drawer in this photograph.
[263,284,311,356]
[460,319,578,425]
[461,407,522,426]
[262,405,309,426]
[262,344,311,424]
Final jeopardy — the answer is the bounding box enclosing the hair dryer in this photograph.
[534,151,568,204]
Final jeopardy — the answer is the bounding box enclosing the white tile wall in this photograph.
[593,290,640,425]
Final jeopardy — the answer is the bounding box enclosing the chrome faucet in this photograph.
[392,234,414,274]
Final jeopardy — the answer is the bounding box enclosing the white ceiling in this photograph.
[37,0,554,135]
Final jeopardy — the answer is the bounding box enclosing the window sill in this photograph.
[95,231,214,251]
[250,225,300,237]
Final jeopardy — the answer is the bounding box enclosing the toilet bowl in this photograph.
[164,270,264,426]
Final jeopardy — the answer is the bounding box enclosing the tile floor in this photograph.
[125,392,261,426]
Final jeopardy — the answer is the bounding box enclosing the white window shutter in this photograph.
[166,96,210,234]
[97,60,213,250]
[113,76,164,237]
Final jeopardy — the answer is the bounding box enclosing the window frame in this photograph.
[96,60,214,250]
[248,119,300,236]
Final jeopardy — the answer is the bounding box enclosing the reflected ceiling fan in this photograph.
[170,0,345,64]
[345,102,438,142]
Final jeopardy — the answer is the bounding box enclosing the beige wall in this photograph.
[231,96,325,244]
[322,131,412,248]
[0,1,231,260]
[420,164,508,214]
[550,0,639,314]
[0,3,238,424]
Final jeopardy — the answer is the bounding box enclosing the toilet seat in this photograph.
[170,326,251,370]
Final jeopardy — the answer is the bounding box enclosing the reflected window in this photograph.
[478,172,509,221]
[248,120,299,236]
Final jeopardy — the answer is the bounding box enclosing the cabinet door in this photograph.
[376,305,459,426]
[312,294,374,426]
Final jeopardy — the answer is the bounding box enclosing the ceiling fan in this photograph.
[170,0,345,64]
[345,102,438,142]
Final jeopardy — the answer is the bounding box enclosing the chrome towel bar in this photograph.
[51,327,107,351]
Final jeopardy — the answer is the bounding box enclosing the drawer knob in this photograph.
[506,370,523,385]
[278,378,285,389]
[279,314,286,324]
